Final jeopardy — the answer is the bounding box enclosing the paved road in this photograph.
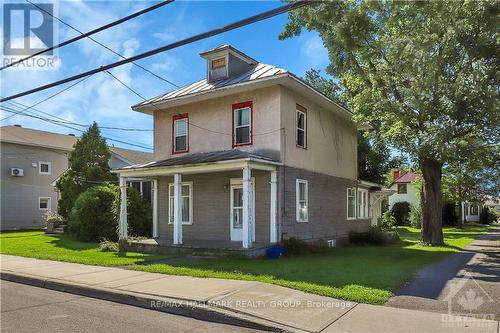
[0,281,264,333]
[386,225,500,319]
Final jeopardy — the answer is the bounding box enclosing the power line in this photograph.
[0,76,92,121]
[22,0,179,88]
[0,0,311,103]
[4,100,152,132]
[0,105,153,150]
[1,0,175,72]
[104,68,283,137]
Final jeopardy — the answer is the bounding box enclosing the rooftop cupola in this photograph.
[200,45,257,82]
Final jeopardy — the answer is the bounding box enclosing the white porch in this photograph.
[115,154,281,249]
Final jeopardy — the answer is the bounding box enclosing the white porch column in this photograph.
[242,165,252,249]
[152,179,158,238]
[173,173,183,245]
[119,176,128,240]
[270,170,278,243]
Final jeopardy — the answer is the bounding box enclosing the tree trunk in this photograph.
[421,158,444,246]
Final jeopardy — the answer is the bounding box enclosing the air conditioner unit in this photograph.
[10,168,24,177]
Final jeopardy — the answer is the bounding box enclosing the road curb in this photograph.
[1,271,293,333]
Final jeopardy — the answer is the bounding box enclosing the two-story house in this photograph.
[0,125,153,230]
[116,45,391,251]
[388,170,419,209]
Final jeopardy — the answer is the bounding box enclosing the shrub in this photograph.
[442,202,458,226]
[112,187,153,238]
[113,187,153,238]
[380,211,396,230]
[43,210,65,227]
[68,184,119,242]
[390,202,411,226]
[480,207,497,225]
[349,226,387,246]
[99,239,119,252]
[409,204,422,228]
[281,237,310,256]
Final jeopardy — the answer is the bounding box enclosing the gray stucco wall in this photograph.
[1,142,69,230]
[278,166,371,244]
[157,170,271,243]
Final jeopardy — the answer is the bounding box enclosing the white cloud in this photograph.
[300,32,329,70]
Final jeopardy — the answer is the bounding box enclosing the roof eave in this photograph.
[132,74,353,121]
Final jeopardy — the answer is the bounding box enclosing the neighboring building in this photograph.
[0,125,152,230]
[484,196,500,214]
[388,170,419,209]
[461,202,481,222]
[115,45,392,250]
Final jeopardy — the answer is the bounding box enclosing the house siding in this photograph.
[1,142,69,230]
[279,166,371,244]
[157,170,271,243]
[153,86,282,162]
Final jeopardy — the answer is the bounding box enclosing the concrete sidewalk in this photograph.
[386,226,500,319]
[1,254,498,333]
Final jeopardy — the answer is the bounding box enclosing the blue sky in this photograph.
[0,1,330,151]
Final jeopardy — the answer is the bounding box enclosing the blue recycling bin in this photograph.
[266,245,285,259]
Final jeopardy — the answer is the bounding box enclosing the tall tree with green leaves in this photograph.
[304,69,399,184]
[56,122,116,217]
[282,1,499,245]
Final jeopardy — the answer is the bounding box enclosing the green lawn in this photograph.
[0,231,165,266]
[130,224,490,304]
[0,225,489,305]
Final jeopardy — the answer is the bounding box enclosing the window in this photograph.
[232,101,252,147]
[168,182,193,225]
[39,161,51,175]
[39,197,51,210]
[172,114,189,153]
[210,56,228,81]
[211,57,226,70]
[357,189,369,219]
[296,179,308,222]
[470,205,479,215]
[347,187,356,219]
[397,184,407,194]
[296,105,307,148]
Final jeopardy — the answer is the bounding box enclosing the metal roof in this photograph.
[122,149,279,170]
[394,172,418,184]
[133,63,287,109]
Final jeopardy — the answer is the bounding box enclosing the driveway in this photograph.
[386,225,500,319]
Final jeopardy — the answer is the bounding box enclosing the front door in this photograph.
[230,185,243,241]
[230,179,255,242]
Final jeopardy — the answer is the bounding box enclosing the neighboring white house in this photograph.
[461,202,481,222]
[388,170,419,209]
[0,125,152,230]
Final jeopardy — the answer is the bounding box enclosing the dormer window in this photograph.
[209,56,228,81]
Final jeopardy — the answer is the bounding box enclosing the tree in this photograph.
[303,69,399,184]
[282,1,498,245]
[56,122,116,217]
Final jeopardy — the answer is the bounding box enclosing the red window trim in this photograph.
[172,113,189,154]
[232,101,253,148]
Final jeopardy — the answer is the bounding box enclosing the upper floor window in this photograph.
[39,161,51,175]
[172,114,189,154]
[210,56,228,81]
[347,187,356,220]
[232,101,252,147]
[397,184,407,194]
[296,179,309,222]
[296,105,307,148]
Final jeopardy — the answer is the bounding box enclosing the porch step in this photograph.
[125,240,269,257]
[45,226,65,235]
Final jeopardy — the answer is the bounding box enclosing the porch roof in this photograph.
[114,150,281,177]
